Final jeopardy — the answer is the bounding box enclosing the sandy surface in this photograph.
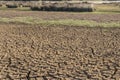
[0,23,120,80]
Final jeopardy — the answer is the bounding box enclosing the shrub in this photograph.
[0,4,2,7]
[6,3,18,8]
[30,6,41,11]
[30,2,94,12]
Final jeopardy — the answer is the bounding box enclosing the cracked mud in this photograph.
[0,24,120,80]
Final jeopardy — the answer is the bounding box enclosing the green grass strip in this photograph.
[0,17,119,27]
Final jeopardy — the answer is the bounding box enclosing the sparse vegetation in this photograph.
[6,4,18,8]
[30,2,94,12]
[95,3,120,13]
[0,17,119,27]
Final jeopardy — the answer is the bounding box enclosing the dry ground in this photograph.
[0,10,120,22]
[0,23,120,80]
[0,11,120,80]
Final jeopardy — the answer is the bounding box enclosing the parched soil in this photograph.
[0,23,120,80]
[0,10,120,22]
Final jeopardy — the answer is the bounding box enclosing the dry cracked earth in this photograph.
[0,23,120,80]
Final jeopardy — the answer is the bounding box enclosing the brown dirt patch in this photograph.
[0,10,120,22]
[0,24,120,80]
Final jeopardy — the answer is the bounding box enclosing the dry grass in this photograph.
[95,3,120,13]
